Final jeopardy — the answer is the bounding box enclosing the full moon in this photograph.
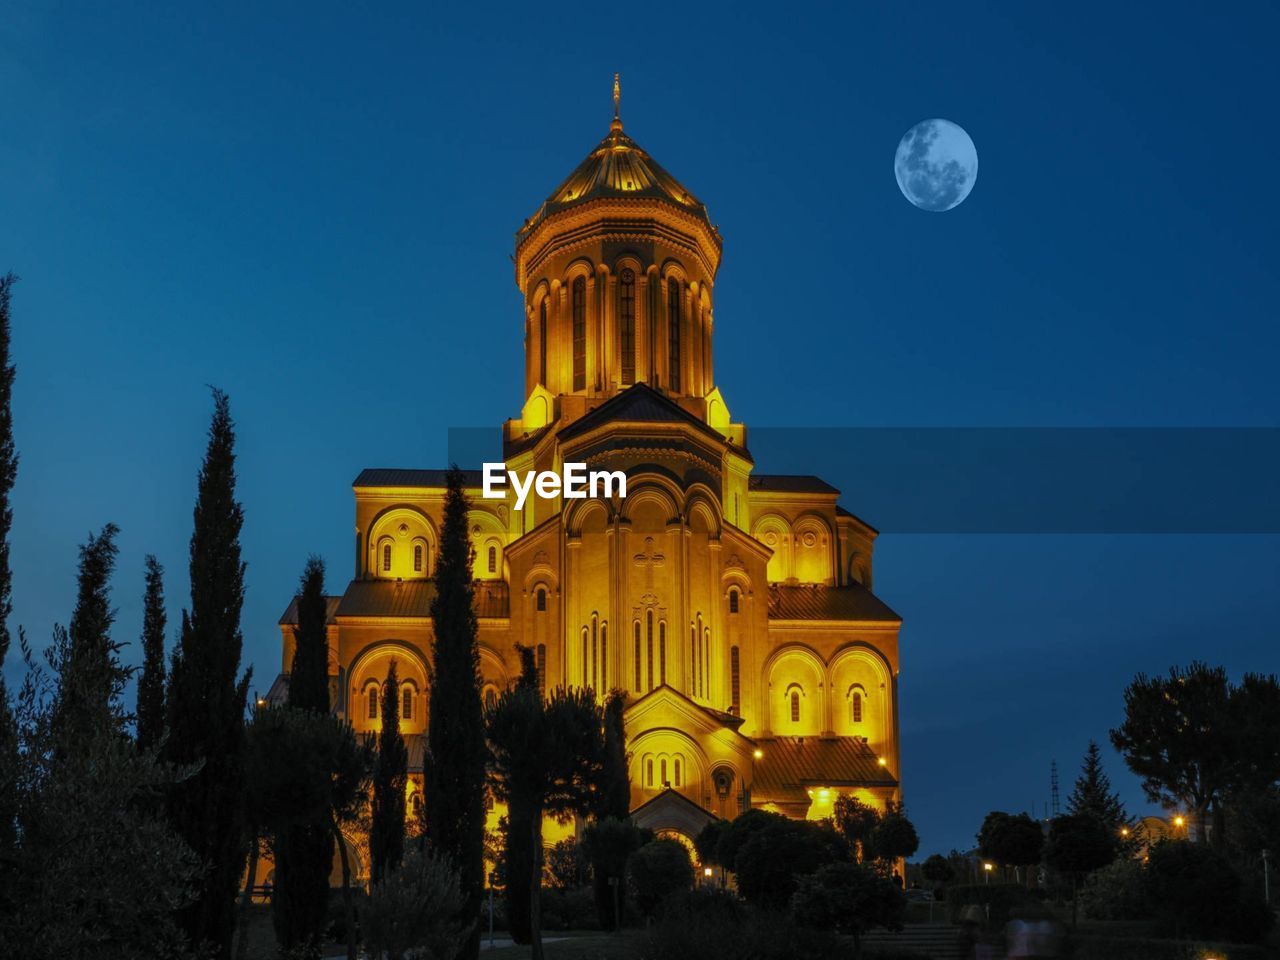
[895,119,978,212]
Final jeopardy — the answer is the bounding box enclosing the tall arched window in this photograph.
[402,685,413,720]
[581,627,589,688]
[667,278,682,392]
[485,687,497,711]
[619,268,636,384]
[600,622,608,691]
[591,616,599,690]
[382,543,392,573]
[658,621,667,685]
[487,545,497,574]
[790,688,801,723]
[660,758,668,787]
[729,589,739,614]
[538,297,548,385]
[633,621,642,692]
[674,758,682,788]
[851,688,864,724]
[645,759,654,787]
[730,646,741,714]
[572,276,586,391]
[690,624,697,696]
[704,627,712,700]
[536,587,547,612]
[413,544,423,573]
[695,615,703,697]
[368,686,379,720]
[646,611,655,692]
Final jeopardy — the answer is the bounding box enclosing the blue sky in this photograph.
[1,1,1277,854]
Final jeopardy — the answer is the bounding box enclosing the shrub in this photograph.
[647,898,843,960]
[733,818,849,910]
[1079,858,1150,921]
[630,839,694,917]
[1144,841,1273,944]
[540,886,598,931]
[361,847,471,960]
[791,862,905,958]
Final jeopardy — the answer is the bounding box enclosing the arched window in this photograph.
[658,621,667,685]
[572,275,586,391]
[851,688,864,724]
[633,621,642,692]
[674,757,682,788]
[619,268,636,384]
[690,624,697,697]
[790,689,801,723]
[581,627,589,688]
[667,278,682,392]
[485,687,497,711]
[402,685,413,720]
[538,297,548,385]
[487,545,497,574]
[368,686,379,720]
[382,543,392,573]
[729,589,739,614]
[536,587,546,612]
[645,759,654,787]
[413,543,423,573]
[600,622,608,690]
[411,793,422,817]
[660,758,668,787]
[646,611,655,692]
[730,646,741,714]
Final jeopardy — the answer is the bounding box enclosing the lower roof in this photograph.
[279,578,510,624]
[752,735,898,805]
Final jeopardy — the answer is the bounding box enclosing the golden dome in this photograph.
[517,77,714,244]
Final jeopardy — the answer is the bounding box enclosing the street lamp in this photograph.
[983,862,993,885]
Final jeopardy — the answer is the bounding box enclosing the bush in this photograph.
[946,883,1039,931]
[1144,841,1273,944]
[361,847,471,960]
[791,861,905,952]
[540,885,598,931]
[629,839,694,917]
[733,817,849,910]
[1079,858,1150,921]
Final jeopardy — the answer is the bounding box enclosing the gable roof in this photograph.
[277,595,342,626]
[625,682,748,734]
[750,474,839,495]
[767,583,901,623]
[557,382,733,448]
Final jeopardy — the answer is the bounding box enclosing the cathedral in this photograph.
[270,80,902,871]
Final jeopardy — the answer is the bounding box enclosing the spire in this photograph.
[611,73,622,132]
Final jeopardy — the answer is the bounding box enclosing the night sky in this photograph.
[2,1,1277,854]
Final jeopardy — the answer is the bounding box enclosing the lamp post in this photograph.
[1263,849,1271,906]
[487,871,495,947]
[608,875,621,935]
[983,862,993,885]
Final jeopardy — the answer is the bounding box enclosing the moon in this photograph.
[895,119,978,212]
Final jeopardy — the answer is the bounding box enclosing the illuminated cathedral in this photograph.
[270,79,902,872]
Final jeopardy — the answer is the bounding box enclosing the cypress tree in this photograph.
[370,659,407,883]
[165,389,252,958]
[54,524,123,745]
[288,556,329,714]
[423,465,487,960]
[589,691,632,930]
[271,556,335,958]
[135,555,167,751]
[0,273,19,877]
[501,647,540,943]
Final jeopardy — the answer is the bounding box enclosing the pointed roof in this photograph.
[517,78,715,244]
[558,382,740,452]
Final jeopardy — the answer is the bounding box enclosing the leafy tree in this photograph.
[1043,814,1116,927]
[581,816,643,930]
[587,689,632,926]
[976,812,1043,884]
[4,526,200,958]
[0,273,18,890]
[833,795,882,862]
[791,861,905,960]
[362,846,470,960]
[164,389,252,958]
[288,556,329,714]
[733,817,849,910]
[714,807,789,871]
[135,556,167,752]
[544,838,587,890]
[870,804,920,866]
[486,683,604,960]
[423,466,487,960]
[630,839,694,918]
[371,659,407,883]
[920,852,955,889]
[1078,857,1149,922]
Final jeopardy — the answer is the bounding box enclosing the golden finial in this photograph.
[613,73,621,124]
